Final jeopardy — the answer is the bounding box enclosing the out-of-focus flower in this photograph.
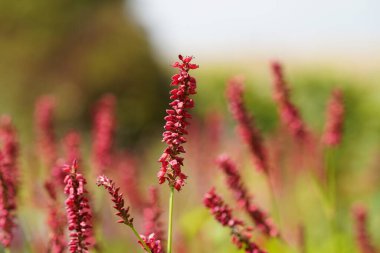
[35,96,57,167]
[92,94,116,174]
[271,62,309,142]
[63,160,93,253]
[158,55,198,191]
[0,116,19,248]
[322,89,345,147]
[143,187,163,240]
[352,205,377,253]
[138,233,163,253]
[226,78,269,174]
[63,131,81,165]
[203,188,266,253]
[217,155,278,237]
[96,175,134,226]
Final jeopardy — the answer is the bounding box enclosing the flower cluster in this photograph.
[96,175,134,226]
[143,187,163,240]
[322,89,345,147]
[226,78,269,174]
[0,117,19,248]
[271,62,309,141]
[216,155,278,237]
[138,233,163,253]
[158,55,198,191]
[352,205,377,253]
[203,188,266,253]
[35,96,57,167]
[92,94,116,174]
[63,160,93,253]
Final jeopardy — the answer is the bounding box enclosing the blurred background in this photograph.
[0,0,380,252]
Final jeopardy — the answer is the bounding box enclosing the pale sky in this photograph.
[129,0,380,61]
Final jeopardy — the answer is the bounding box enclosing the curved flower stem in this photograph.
[167,186,174,253]
[130,226,152,253]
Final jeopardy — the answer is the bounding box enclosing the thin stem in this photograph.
[266,172,282,233]
[167,186,175,253]
[131,226,152,253]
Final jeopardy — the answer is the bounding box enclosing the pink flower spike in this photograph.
[271,62,309,142]
[352,205,377,253]
[226,78,269,174]
[322,89,345,147]
[143,187,163,241]
[63,161,94,253]
[158,55,198,191]
[138,233,163,253]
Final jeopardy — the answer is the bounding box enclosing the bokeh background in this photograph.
[0,0,380,252]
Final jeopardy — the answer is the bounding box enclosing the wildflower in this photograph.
[92,94,116,174]
[203,188,266,253]
[352,205,377,253]
[226,78,269,173]
[35,96,57,167]
[216,155,278,237]
[158,55,198,191]
[96,175,133,226]
[322,89,345,147]
[271,62,309,141]
[63,160,93,253]
[0,116,19,248]
[143,187,163,240]
[138,233,163,253]
[63,131,81,165]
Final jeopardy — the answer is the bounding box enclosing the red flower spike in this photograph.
[0,116,19,248]
[35,96,57,168]
[96,175,134,226]
[271,62,309,142]
[226,78,269,174]
[63,161,94,253]
[216,155,278,237]
[143,187,164,241]
[352,205,377,253]
[158,55,198,191]
[203,188,266,253]
[322,89,345,147]
[91,94,116,174]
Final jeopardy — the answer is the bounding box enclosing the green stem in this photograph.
[131,226,152,253]
[266,172,282,234]
[167,186,175,253]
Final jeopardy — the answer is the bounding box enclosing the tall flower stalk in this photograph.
[157,55,198,253]
[63,160,94,253]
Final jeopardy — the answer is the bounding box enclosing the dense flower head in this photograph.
[271,62,309,141]
[0,117,19,248]
[203,188,266,253]
[92,94,116,174]
[216,155,278,237]
[63,160,93,253]
[322,89,345,147]
[35,96,57,167]
[96,175,134,226]
[158,55,198,191]
[352,205,377,253]
[138,233,163,253]
[226,78,269,173]
[47,203,67,253]
[143,187,163,240]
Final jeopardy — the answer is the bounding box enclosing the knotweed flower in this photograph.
[138,233,163,253]
[0,116,19,248]
[216,155,278,237]
[203,188,266,253]
[96,175,134,226]
[63,131,81,165]
[322,89,345,147]
[271,62,309,141]
[158,55,198,191]
[92,94,116,174]
[144,187,163,240]
[352,205,377,253]
[35,96,57,167]
[226,78,269,174]
[63,160,93,253]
